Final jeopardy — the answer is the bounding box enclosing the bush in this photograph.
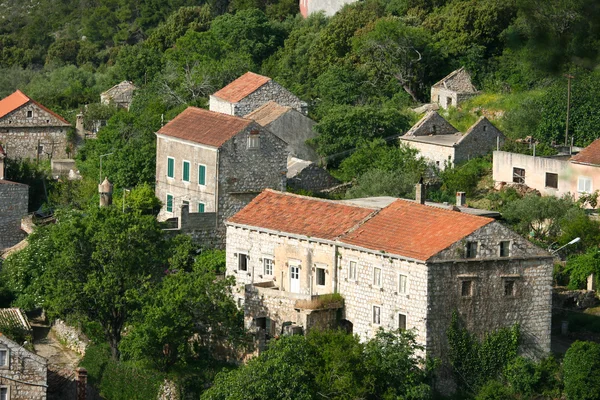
[475,380,515,400]
[99,360,165,400]
[504,356,539,396]
[563,341,600,400]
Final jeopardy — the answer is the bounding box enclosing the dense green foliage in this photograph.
[563,341,600,400]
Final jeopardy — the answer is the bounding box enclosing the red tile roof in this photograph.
[0,90,70,125]
[570,138,600,166]
[341,199,492,260]
[228,190,376,241]
[157,107,252,148]
[212,72,271,103]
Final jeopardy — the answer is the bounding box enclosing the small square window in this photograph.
[466,242,477,258]
[198,203,205,213]
[166,194,173,213]
[504,280,515,297]
[398,313,407,331]
[373,306,381,325]
[348,261,357,280]
[545,173,558,189]
[316,267,326,286]
[238,254,248,271]
[247,130,260,149]
[461,280,473,297]
[398,274,407,294]
[264,258,273,276]
[513,167,525,184]
[500,241,510,257]
[26,110,32,118]
[373,267,382,287]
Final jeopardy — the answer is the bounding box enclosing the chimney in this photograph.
[76,367,87,400]
[98,177,113,207]
[456,192,466,207]
[415,178,426,205]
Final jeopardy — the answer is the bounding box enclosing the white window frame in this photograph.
[398,274,408,294]
[466,241,478,259]
[316,265,326,287]
[578,176,592,194]
[198,163,207,186]
[182,160,191,182]
[373,267,382,288]
[166,157,175,179]
[398,313,407,331]
[247,131,260,149]
[166,193,174,213]
[263,257,274,276]
[26,110,32,118]
[348,260,357,281]
[499,241,511,257]
[238,253,249,272]
[372,305,381,325]
[0,348,9,368]
[198,202,205,213]
[0,386,9,400]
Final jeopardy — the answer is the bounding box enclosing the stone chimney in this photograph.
[76,113,85,141]
[76,367,87,400]
[415,178,426,205]
[456,191,466,207]
[98,178,113,207]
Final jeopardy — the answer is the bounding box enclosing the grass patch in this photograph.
[295,293,344,310]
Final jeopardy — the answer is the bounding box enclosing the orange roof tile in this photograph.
[157,107,252,148]
[228,190,376,241]
[245,101,291,126]
[570,138,600,166]
[0,90,70,125]
[212,72,271,103]
[340,199,492,260]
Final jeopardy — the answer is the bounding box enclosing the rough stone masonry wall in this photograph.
[454,119,505,164]
[233,81,307,117]
[265,110,319,162]
[287,164,340,193]
[51,320,89,356]
[0,182,28,251]
[0,337,47,400]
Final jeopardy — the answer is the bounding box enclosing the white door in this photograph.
[290,265,300,293]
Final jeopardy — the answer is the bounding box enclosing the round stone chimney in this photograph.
[98,177,113,207]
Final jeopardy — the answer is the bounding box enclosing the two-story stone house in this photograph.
[0,90,72,160]
[226,189,553,359]
[0,333,47,399]
[155,107,288,244]
[209,72,307,117]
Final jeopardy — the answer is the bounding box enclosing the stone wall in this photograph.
[0,181,28,251]
[0,335,47,400]
[233,81,307,117]
[51,320,89,356]
[287,164,340,193]
[400,139,455,169]
[454,118,504,164]
[264,109,319,162]
[208,96,235,115]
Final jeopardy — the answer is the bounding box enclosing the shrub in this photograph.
[504,356,539,396]
[475,380,515,400]
[99,360,165,400]
[563,341,600,400]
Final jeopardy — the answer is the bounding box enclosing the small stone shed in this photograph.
[100,81,137,110]
[431,67,478,109]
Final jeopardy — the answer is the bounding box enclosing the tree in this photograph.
[563,341,600,400]
[564,248,600,289]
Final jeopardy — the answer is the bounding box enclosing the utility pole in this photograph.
[564,74,575,146]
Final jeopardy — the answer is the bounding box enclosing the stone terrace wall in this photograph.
[0,182,28,251]
[233,81,307,117]
[52,320,89,356]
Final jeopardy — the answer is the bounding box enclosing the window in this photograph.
[26,110,32,118]
[167,157,175,178]
[373,267,382,287]
[316,267,326,286]
[466,242,478,258]
[398,274,408,294]
[545,173,558,189]
[504,280,515,297]
[348,261,357,280]
[166,194,173,213]
[373,306,381,325]
[263,258,273,275]
[513,167,525,184]
[238,253,248,271]
[198,202,205,213]
[0,387,7,400]
[483,125,488,131]
[398,313,407,331]
[578,177,592,193]
[446,97,453,106]
[0,349,8,367]
[247,130,260,149]
[461,280,473,297]
[198,165,206,186]
[182,160,190,182]
[499,241,510,257]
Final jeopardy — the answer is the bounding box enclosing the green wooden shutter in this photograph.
[183,161,190,181]
[198,203,205,213]
[166,194,173,212]
[199,165,206,185]
[167,158,174,178]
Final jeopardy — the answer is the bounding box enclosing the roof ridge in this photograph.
[263,189,375,210]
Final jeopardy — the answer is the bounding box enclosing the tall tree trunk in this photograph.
[403,84,419,103]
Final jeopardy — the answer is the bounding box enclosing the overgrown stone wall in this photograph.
[0,181,28,251]
[52,319,89,356]
[0,335,47,400]
[232,81,307,117]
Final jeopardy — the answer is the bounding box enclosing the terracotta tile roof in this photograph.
[227,190,376,241]
[570,138,600,166]
[245,101,291,126]
[0,90,70,125]
[341,199,492,260]
[212,72,271,103]
[157,107,252,148]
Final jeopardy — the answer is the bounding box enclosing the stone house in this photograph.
[287,157,340,194]
[431,67,478,109]
[226,189,553,360]
[209,72,307,117]
[155,107,288,245]
[300,0,358,17]
[0,147,28,251]
[0,333,47,399]
[245,101,319,162]
[0,91,72,160]
[400,111,505,169]
[493,138,600,207]
[100,81,137,110]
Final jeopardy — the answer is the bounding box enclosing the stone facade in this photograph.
[0,180,28,251]
[210,80,307,118]
[51,320,89,356]
[0,334,47,400]
[0,97,71,160]
[431,67,478,109]
[300,0,358,17]
[287,161,340,193]
[100,81,136,110]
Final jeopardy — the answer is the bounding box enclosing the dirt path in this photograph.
[31,322,81,370]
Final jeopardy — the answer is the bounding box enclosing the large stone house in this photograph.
[209,72,307,117]
[493,138,600,206]
[0,146,28,252]
[0,333,47,399]
[100,81,137,110]
[0,90,72,160]
[431,67,478,109]
[400,111,505,169]
[155,107,287,245]
[300,0,358,17]
[226,189,553,359]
